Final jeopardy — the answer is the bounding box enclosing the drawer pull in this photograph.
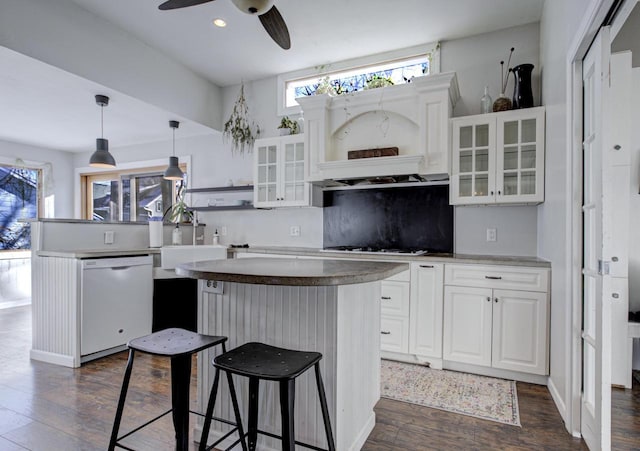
[420,265,434,268]
[381,331,391,335]
[612,293,619,299]
[381,296,392,300]
[485,276,502,280]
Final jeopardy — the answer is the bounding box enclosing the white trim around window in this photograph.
[276,42,440,117]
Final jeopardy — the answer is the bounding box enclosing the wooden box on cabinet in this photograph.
[443,263,550,376]
[450,107,545,205]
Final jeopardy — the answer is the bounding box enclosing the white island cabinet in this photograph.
[177,257,408,451]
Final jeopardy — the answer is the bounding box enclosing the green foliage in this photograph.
[278,116,299,134]
[223,83,261,154]
[163,183,193,223]
[364,74,394,90]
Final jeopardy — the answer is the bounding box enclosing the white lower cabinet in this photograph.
[443,264,550,376]
[380,271,411,354]
[409,263,444,363]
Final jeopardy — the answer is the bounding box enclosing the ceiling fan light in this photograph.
[231,0,273,15]
[89,138,116,168]
[164,156,184,180]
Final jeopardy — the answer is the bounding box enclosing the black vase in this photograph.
[511,63,534,109]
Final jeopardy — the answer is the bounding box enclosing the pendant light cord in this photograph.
[100,104,104,139]
[172,127,176,157]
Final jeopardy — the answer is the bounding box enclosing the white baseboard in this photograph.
[546,377,580,437]
[30,349,76,368]
[443,361,548,385]
[349,412,376,451]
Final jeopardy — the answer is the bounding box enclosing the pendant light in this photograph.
[164,120,184,180]
[89,95,116,168]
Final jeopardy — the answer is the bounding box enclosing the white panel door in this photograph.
[409,263,444,359]
[443,285,492,366]
[581,26,611,451]
[491,289,548,375]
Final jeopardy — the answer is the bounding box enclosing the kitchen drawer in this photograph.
[381,281,410,317]
[380,316,409,354]
[445,264,549,292]
[386,269,410,282]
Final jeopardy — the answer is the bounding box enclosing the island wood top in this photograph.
[175,257,409,286]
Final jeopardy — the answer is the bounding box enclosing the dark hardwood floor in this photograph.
[0,305,636,450]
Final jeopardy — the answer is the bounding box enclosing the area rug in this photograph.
[380,360,521,426]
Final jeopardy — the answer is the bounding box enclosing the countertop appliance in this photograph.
[81,255,153,362]
[321,246,428,256]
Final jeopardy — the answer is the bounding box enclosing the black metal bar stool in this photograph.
[200,342,336,451]
[108,328,247,451]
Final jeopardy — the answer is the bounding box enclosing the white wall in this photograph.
[442,22,541,118]
[0,0,223,130]
[628,69,640,313]
[73,132,324,248]
[219,23,542,256]
[0,139,74,218]
[538,0,592,430]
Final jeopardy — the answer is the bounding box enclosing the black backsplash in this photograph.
[323,185,453,253]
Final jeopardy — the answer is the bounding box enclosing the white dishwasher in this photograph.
[81,255,153,361]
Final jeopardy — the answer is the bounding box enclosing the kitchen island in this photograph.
[176,257,408,451]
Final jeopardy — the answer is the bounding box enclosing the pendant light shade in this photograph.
[164,120,184,180]
[89,95,116,168]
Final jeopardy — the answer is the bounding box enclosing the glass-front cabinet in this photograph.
[254,134,309,208]
[450,107,545,205]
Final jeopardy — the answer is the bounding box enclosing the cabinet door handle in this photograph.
[381,331,391,335]
[494,298,499,303]
[485,275,502,280]
[490,191,494,196]
[420,265,434,268]
[498,190,502,195]
[486,297,491,302]
[381,296,392,300]
[612,293,620,299]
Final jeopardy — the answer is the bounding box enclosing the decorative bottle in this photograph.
[480,86,492,114]
[512,63,535,109]
[172,224,182,245]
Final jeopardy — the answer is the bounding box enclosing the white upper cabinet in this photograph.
[450,107,545,205]
[254,134,319,208]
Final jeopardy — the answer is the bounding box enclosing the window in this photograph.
[277,43,440,116]
[0,165,41,250]
[81,165,185,222]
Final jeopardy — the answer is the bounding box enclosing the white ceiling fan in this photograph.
[158,0,291,50]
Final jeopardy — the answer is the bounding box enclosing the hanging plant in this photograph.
[223,83,261,154]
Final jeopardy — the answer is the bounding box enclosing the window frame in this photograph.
[276,42,440,117]
[75,156,191,221]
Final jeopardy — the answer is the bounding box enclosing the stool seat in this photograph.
[129,328,226,357]
[215,342,321,380]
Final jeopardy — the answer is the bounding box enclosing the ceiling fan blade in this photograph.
[258,6,291,50]
[158,0,215,11]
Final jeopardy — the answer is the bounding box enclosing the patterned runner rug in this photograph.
[381,360,521,426]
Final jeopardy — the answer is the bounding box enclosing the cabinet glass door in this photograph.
[256,143,278,203]
[454,121,495,203]
[282,141,305,203]
[496,110,544,203]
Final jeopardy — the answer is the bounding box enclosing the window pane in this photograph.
[92,180,119,222]
[475,174,488,196]
[475,149,488,172]
[504,121,518,145]
[459,175,472,197]
[460,126,472,148]
[459,150,472,173]
[134,174,172,222]
[503,146,519,170]
[0,166,38,249]
[476,124,489,147]
[522,145,536,169]
[522,119,536,143]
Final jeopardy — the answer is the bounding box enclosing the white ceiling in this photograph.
[69,0,545,87]
[0,47,213,153]
[0,0,544,154]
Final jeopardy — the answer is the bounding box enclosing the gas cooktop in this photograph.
[321,246,428,256]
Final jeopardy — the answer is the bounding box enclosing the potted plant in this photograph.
[223,83,261,154]
[163,182,193,224]
[364,74,394,90]
[278,116,299,135]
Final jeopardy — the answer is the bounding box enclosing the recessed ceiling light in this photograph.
[213,18,227,27]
